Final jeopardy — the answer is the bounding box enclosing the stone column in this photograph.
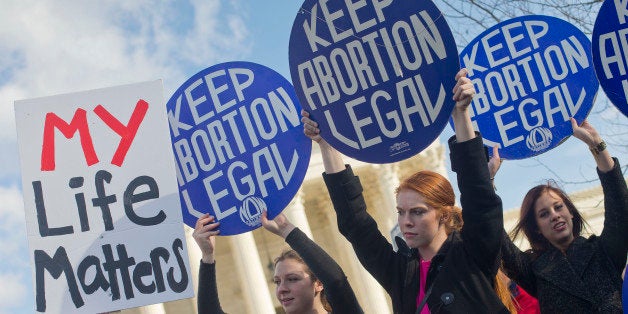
[373,163,400,234]
[283,189,314,239]
[230,233,276,314]
[422,140,448,178]
[184,225,201,313]
[319,193,392,314]
[137,304,166,314]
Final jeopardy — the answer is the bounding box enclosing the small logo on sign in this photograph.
[526,127,553,152]
[239,196,266,227]
[389,141,410,154]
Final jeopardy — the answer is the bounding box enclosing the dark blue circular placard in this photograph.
[592,0,628,118]
[167,61,312,235]
[457,15,598,159]
[289,0,459,163]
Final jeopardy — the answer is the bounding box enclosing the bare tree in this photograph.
[437,0,627,180]
[437,0,603,48]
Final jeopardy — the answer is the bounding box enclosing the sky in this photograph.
[0,1,626,313]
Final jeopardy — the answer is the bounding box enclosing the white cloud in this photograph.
[0,185,27,266]
[0,273,29,312]
[0,0,250,141]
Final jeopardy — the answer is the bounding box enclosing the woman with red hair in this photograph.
[303,68,509,313]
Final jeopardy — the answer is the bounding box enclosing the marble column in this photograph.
[373,163,400,234]
[230,233,276,314]
[422,140,448,178]
[184,225,201,313]
[319,194,392,314]
[283,189,314,239]
[137,303,166,314]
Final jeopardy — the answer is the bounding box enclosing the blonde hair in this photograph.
[495,270,518,313]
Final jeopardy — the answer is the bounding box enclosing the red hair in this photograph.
[396,170,463,234]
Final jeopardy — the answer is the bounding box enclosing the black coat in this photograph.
[323,135,508,314]
[501,158,628,313]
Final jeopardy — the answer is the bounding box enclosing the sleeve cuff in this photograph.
[285,227,306,246]
[448,132,489,173]
[598,157,623,185]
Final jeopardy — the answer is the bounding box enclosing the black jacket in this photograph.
[501,158,628,313]
[323,135,508,314]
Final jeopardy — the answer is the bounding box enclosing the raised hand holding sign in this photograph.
[458,15,598,159]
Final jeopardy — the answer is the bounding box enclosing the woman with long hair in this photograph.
[302,68,510,313]
[193,211,363,313]
[498,118,627,312]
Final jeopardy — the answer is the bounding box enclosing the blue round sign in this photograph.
[592,0,628,118]
[458,15,598,159]
[289,0,459,164]
[167,61,312,235]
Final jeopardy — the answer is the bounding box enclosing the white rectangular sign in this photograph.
[14,80,194,313]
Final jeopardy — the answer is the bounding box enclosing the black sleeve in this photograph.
[197,261,226,314]
[500,229,538,297]
[448,133,503,278]
[322,165,402,294]
[597,157,628,273]
[285,228,363,313]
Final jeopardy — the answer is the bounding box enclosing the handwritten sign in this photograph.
[289,0,459,163]
[459,15,598,159]
[167,61,311,235]
[592,0,628,117]
[14,80,194,313]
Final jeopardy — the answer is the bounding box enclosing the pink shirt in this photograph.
[416,259,431,314]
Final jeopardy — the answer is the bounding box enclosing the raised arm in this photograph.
[448,68,503,278]
[570,118,613,172]
[261,211,363,313]
[500,229,538,296]
[488,149,539,295]
[451,68,477,143]
[572,118,628,271]
[301,109,345,174]
[301,109,400,293]
[192,214,226,314]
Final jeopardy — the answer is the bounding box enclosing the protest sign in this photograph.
[14,80,194,313]
[167,61,311,235]
[459,15,598,159]
[592,0,628,117]
[289,0,459,163]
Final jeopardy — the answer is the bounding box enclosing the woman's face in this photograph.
[534,190,574,251]
[396,189,444,249]
[273,258,322,314]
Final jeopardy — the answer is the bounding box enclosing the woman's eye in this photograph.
[539,211,548,218]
